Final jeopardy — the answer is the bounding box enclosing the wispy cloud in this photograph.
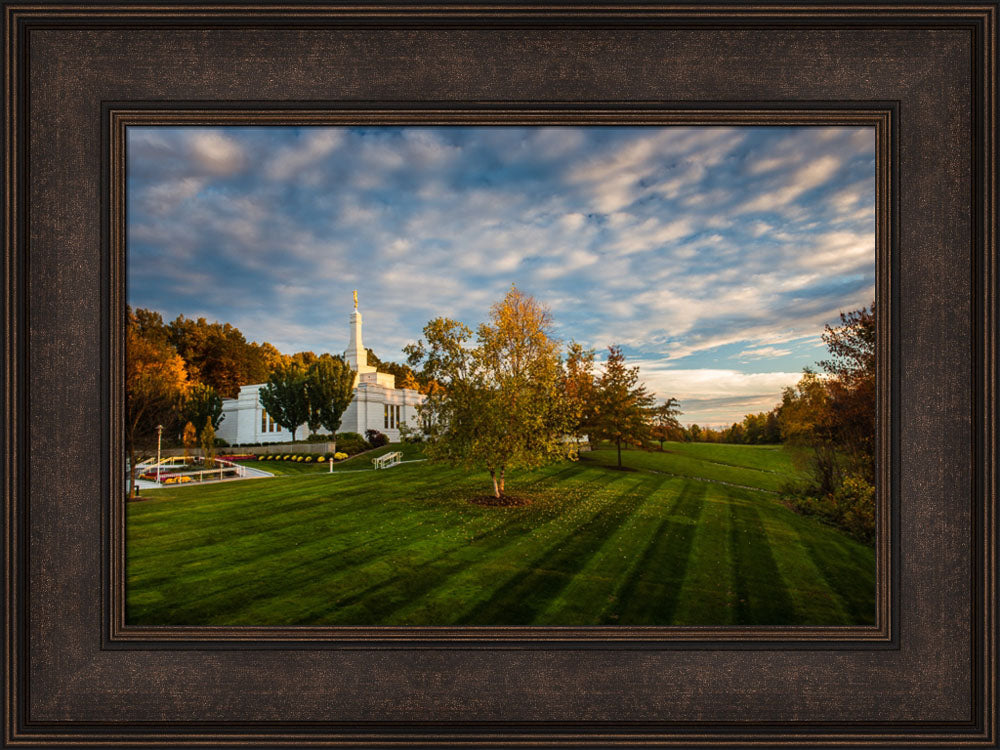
[127,125,875,425]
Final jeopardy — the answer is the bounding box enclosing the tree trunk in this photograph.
[616,438,622,468]
[490,468,500,498]
[498,467,505,495]
[128,444,137,499]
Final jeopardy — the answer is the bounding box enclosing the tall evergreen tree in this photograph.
[590,345,656,468]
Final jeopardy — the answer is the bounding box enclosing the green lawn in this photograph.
[126,443,875,627]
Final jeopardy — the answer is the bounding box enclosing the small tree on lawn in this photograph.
[182,421,197,462]
[259,363,310,441]
[563,340,598,444]
[406,286,575,499]
[590,345,656,468]
[200,422,216,466]
[651,397,682,450]
[305,355,355,447]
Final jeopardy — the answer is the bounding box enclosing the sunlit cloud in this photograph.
[127,125,876,426]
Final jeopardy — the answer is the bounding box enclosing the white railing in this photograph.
[141,456,246,485]
[372,451,403,470]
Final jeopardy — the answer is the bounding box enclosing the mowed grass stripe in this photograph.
[378,469,637,625]
[605,480,707,625]
[128,467,458,580]
[532,477,689,625]
[194,467,625,626]
[458,474,670,625]
[728,496,796,625]
[126,444,876,626]
[756,506,852,624]
[128,466,485,623]
[670,489,737,625]
[239,471,625,625]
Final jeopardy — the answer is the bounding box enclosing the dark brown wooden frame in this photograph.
[4,2,996,746]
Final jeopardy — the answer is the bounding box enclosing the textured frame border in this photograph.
[106,106,894,650]
[3,3,996,746]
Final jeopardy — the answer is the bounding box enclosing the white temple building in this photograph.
[216,296,425,445]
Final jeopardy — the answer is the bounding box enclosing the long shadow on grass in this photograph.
[309,470,633,625]
[458,474,670,625]
[729,498,797,625]
[605,480,707,625]
[797,528,876,625]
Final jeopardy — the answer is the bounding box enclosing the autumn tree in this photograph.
[563,341,597,442]
[406,286,575,499]
[589,345,656,468]
[126,308,189,498]
[182,421,197,462]
[650,397,682,450]
[820,302,876,484]
[305,355,356,438]
[200,422,217,466]
[259,363,310,440]
[167,314,270,398]
[779,369,840,493]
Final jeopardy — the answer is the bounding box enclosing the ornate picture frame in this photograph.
[4,3,995,746]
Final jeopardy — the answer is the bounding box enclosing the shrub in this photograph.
[365,429,389,448]
[335,432,369,455]
[835,473,876,543]
[782,472,875,544]
[305,433,335,443]
[334,452,348,460]
[304,456,313,462]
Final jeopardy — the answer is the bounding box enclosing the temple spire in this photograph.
[346,303,366,371]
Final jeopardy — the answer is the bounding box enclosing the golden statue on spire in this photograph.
[353,289,358,309]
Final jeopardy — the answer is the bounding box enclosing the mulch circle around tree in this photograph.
[469,494,532,507]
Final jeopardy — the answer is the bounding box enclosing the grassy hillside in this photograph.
[126,443,874,627]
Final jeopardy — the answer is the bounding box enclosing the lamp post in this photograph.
[155,424,163,484]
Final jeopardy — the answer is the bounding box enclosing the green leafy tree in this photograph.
[407,286,575,499]
[305,355,356,437]
[259,363,310,441]
[590,345,656,468]
[181,382,224,436]
[650,397,682,450]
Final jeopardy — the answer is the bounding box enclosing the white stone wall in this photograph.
[218,381,425,445]
[217,384,307,445]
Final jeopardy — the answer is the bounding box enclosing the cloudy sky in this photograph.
[127,125,875,426]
